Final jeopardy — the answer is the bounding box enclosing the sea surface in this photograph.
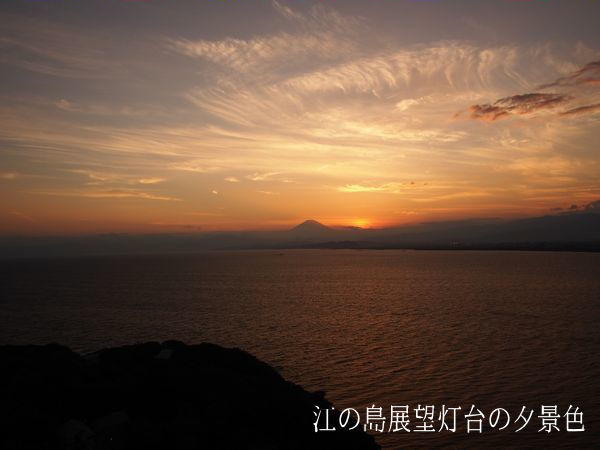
[1,250,599,448]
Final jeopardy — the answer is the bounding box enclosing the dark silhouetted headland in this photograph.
[0,342,379,449]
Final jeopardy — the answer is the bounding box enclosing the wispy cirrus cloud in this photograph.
[1,172,20,180]
[246,172,281,182]
[30,188,180,202]
[338,182,419,194]
[167,1,363,78]
[169,33,358,76]
[8,211,33,222]
[67,169,166,186]
[0,13,126,79]
[183,40,540,151]
[137,177,166,185]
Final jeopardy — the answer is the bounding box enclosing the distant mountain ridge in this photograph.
[2,203,600,258]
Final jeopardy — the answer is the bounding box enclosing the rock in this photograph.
[0,342,380,449]
[154,349,173,361]
[90,411,129,432]
[57,419,95,449]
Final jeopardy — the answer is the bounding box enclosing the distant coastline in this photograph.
[297,241,600,252]
[2,208,600,259]
[2,242,600,261]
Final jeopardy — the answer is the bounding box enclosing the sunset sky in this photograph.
[1,0,599,234]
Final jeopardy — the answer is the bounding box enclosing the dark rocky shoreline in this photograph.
[0,341,379,449]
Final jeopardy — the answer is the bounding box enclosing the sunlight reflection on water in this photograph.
[1,250,599,448]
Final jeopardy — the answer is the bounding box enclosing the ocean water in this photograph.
[1,250,599,448]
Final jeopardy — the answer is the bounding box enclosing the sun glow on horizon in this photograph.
[351,219,372,229]
[1,2,600,235]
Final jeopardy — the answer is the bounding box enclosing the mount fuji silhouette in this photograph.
[290,219,331,232]
[288,219,336,241]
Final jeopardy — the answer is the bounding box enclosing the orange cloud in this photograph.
[466,93,569,121]
[559,103,600,117]
[539,60,600,89]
